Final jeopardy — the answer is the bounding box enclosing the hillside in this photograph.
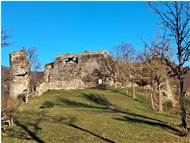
[2,88,190,143]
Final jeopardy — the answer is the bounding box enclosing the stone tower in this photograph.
[9,50,30,98]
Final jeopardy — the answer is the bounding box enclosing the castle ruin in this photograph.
[35,50,118,95]
[8,49,180,105]
[9,50,119,98]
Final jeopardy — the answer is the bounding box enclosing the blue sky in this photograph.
[2,1,166,69]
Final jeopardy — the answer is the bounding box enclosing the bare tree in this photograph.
[148,1,190,129]
[127,58,141,99]
[23,47,41,103]
[142,31,174,112]
[112,43,137,98]
[23,47,41,71]
[104,55,118,84]
[137,49,157,110]
[1,29,12,48]
[1,28,15,129]
[145,58,170,112]
[91,54,119,89]
[137,43,172,112]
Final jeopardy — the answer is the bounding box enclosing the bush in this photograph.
[182,97,190,110]
[42,101,55,108]
[163,100,173,111]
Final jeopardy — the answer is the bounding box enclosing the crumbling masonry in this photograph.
[9,50,119,97]
[9,50,30,98]
[36,50,119,95]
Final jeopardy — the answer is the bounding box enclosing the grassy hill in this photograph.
[2,88,190,143]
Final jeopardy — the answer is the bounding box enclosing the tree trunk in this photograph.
[125,86,128,95]
[150,92,155,110]
[158,83,163,112]
[179,78,187,129]
[25,68,31,103]
[124,80,128,95]
[132,81,136,99]
[25,86,29,103]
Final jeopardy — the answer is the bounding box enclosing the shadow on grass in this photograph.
[110,108,166,123]
[56,93,184,136]
[110,88,129,96]
[14,119,45,143]
[56,98,98,109]
[42,114,116,143]
[2,127,32,141]
[114,115,184,136]
[69,124,116,143]
[57,94,166,123]
[109,89,143,103]
[56,92,115,110]
[82,93,113,107]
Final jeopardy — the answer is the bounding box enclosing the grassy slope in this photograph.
[2,88,190,143]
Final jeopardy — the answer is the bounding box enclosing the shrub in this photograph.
[183,96,190,108]
[42,101,55,108]
[163,100,173,111]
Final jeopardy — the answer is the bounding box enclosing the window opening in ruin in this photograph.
[34,85,36,91]
[65,57,78,64]
[52,64,54,68]
[72,57,78,63]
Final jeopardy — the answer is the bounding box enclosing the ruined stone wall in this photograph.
[9,50,30,98]
[42,51,111,91]
[162,79,177,106]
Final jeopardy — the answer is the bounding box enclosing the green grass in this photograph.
[2,88,190,143]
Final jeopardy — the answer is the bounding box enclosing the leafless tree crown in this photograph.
[1,29,12,48]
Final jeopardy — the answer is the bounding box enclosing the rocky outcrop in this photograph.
[9,50,30,98]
